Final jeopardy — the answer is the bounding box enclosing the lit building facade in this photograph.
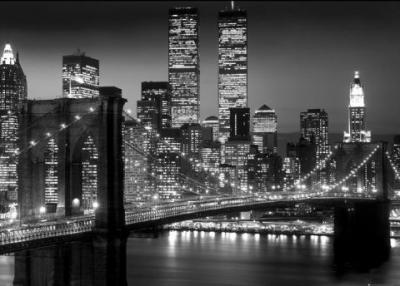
[200,141,221,175]
[155,128,182,200]
[343,71,371,143]
[218,5,248,141]
[224,140,251,193]
[137,81,171,131]
[229,107,250,140]
[168,7,200,127]
[202,116,219,142]
[300,109,330,164]
[62,51,99,98]
[0,44,27,204]
[123,119,152,204]
[252,105,278,154]
[282,157,301,190]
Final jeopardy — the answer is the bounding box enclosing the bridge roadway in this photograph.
[0,191,379,254]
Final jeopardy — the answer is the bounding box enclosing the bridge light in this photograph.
[39,206,46,214]
[74,115,81,120]
[341,186,349,192]
[46,132,51,137]
[93,201,99,209]
[89,107,95,112]
[30,140,37,146]
[126,109,132,114]
[60,123,67,129]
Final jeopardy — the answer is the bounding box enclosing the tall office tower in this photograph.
[123,119,151,204]
[224,107,251,192]
[229,107,250,140]
[202,116,219,142]
[218,4,247,142]
[300,109,330,164]
[168,7,200,127]
[155,128,182,200]
[62,50,99,98]
[0,44,27,204]
[343,71,371,143]
[252,105,278,154]
[137,82,171,131]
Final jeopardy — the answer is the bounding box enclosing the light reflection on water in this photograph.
[0,232,398,285]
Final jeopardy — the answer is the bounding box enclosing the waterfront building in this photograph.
[0,44,27,206]
[62,50,99,98]
[252,104,278,154]
[218,4,248,141]
[168,7,200,127]
[343,71,371,143]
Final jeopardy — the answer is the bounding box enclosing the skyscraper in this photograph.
[229,107,250,140]
[137,82,171,131]
[168,7,200,127]
[343,71,371,143]
[252,105,278,154]
[218,4,248,141]
[300,109,330,164]
[62,50,99,98]
[0,44,27,204]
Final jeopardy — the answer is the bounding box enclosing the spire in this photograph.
[231,1,235,10]
[353,70,361,85]
[1,43,16,65]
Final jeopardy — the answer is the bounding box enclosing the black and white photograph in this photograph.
[0,1,399,285]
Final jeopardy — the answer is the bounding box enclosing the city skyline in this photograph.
[0,1,399,135]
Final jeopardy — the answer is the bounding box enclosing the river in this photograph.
[0,231,399,285]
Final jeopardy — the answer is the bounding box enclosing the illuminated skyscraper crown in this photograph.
[1,43,16,65]
[349,70,365,107]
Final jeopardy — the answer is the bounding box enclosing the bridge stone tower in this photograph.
[333,141,390,270]
[18,87,126,232]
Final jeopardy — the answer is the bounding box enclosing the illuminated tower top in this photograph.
[344,71,371,143]
[349,71,365,107]
[1,43,16,65]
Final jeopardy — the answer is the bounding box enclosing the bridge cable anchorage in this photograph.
[386,152,400,181]
[327,144,380,193]
[12,106,99,158]
[123,110,229,185]
[123,140,219,196]
[283,144,339,191]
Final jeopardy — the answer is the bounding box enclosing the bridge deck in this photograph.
[0,192,382,254]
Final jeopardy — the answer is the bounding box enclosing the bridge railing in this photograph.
[0,217,94,246]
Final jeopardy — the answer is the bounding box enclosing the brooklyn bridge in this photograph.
[0,88,396,270]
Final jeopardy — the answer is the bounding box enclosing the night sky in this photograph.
[0,1,399,134]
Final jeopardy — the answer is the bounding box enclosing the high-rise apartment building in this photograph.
[218,4,247,141]
[62,50,99,98]
[0,44,27,204]
[252,105,278,154]
[168,7,200,127]
[343,71,371,143]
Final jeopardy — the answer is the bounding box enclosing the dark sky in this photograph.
[0,1,399,134]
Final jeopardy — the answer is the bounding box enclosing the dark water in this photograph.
[1,231,400,285]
